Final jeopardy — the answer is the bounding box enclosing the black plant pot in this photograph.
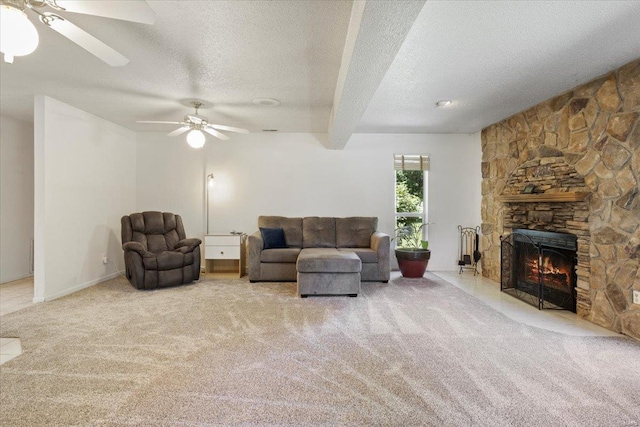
[395,249,431,278]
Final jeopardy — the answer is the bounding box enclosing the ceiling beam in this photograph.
[327,0,426,150]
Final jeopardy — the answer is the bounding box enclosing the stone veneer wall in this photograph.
[481,58,640,339]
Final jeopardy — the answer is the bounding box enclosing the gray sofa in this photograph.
[248,216,390,283]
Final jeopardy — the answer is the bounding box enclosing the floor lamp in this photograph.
[206,173,214,234]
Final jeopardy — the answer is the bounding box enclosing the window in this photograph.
[394,154,429,247]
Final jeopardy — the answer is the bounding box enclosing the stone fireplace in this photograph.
[481,58,640,339]
[496,156,592,315]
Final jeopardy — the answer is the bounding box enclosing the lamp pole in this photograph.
[206,174,214,234]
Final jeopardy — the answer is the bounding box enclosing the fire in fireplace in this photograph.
[501,229,577,311]
[520,250,573,292]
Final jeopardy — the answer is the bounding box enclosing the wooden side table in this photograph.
[204,233,246,278]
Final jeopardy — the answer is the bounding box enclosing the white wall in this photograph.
[0,116,34,283]
[34,96,137,301]
[136,132,481,271]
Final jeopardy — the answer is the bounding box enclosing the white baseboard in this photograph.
[33,270,124,304]
[1,273,34,285]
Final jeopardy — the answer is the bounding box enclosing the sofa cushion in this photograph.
[143,251,186,271]
[338,248,378,263]
[302,217,336,248]
[261,248,302,263]
[156,251,185,270]
[139,211,165,234]
[336,217,378,248]
[297,248,361,273]
[260,227,287,249]
[126,212,184,252]
[147,234,168,253]
[258,216,303,247]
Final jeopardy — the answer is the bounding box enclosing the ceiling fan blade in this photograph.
[54,1,155,25]
[187,114,203,125]
[136,121,183,125]
[203,127,230,141]
[207,123,249,134]
[167,126,191,137]
[45,17,129,66]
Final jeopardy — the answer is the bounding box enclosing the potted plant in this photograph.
[394,223,432,278]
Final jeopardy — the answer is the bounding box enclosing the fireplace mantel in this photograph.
[497,192,589,203]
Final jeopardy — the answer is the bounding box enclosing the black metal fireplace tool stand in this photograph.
[458,225,481,275]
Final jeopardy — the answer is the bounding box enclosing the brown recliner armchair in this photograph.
[121,211,201,289]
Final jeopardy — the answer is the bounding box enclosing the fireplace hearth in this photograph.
[501,229,577,311]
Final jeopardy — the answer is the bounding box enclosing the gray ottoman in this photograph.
[296,248,361,297]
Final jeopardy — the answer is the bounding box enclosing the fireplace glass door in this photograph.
[501,229,577,311]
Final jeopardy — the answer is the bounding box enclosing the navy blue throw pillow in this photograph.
[260,227,287,249]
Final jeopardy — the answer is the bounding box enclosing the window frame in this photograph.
[394,155,429,245]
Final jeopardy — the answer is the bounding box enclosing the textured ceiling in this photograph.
[1,1,639,140]
[358,0,640,133]
[0,1,352,133]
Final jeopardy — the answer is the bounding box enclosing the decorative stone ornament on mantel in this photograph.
[481,58,640,340]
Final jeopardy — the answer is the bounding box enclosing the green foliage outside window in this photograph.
[396,170,424,201]
[395,170,426,248]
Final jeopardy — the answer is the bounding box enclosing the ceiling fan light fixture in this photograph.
[187,129,205,148]
[0,3,40,63]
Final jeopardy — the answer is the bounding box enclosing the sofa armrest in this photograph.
[175,238,202,252]
[248,231,263,281]
[371,231,390,281]
[122,241,149,257]
[371,232,389,252]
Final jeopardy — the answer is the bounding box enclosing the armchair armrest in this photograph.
[175,238,202,252]
[122,241,149,256]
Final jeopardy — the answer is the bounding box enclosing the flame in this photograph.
[523,254,571,291]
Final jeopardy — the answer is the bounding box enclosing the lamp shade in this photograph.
[187,130,205,148]
[0,5,39,63]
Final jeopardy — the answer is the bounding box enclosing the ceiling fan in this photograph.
[137,101,250,148]
[0,0,154,65]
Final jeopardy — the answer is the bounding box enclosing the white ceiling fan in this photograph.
[137,101,250,148]
[0,0,154,65]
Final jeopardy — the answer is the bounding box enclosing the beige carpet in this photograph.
[1,273,639,426]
